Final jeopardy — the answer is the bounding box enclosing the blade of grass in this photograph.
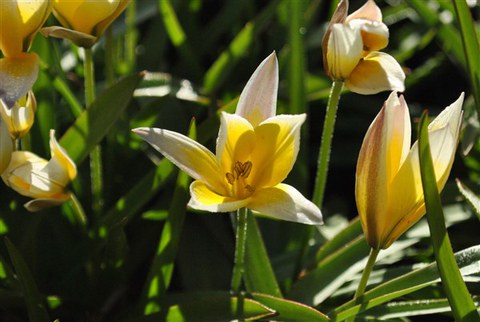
[5,239,50,322]
[456,179,480,220]
[417,111,479,321]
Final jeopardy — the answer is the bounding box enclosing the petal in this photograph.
[355,93,410,249]
[428,93,464,135]
[248,184,323,225]
[235,52,279,127]
[40,26,97,48]
[348,19,389,52]
[0,0,51,56]
[326,23,363,80]
[216,112,256,175]
[346,51,405,95]
[0,119,13,174]
[250,114,306,189]
[188,180,249,213]
[24,195,71,212]
[346,0,382,22]
[45,130,77,184]
[133,127,227,195]
[0,53,39,107]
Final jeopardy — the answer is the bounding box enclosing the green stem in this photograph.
[69,193,88,229]
[231,208,249,294]
[346,248,380,322]
[105,27,115,85]
[83,48,104,216]
[312,80,344,207]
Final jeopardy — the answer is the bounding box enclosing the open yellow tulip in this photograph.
[355,92,463,249]
[0,0,50,107]
[42,0,130,47]
[323,0,405,94]
[2,129,77,212]
[133,53,322,225]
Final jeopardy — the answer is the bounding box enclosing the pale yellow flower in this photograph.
[2,130,77,211]
[43,0,130,47]
[133,53,322,225]
[323,0,405,94]
[0,91,36,139]
[355,92,463,249]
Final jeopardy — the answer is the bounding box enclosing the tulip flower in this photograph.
[2,130,77,212]
[42,0,130,48]
[0,91,36,139]
[0,0,51,107]
[355,92,463,249]
[322,0,405,94]
[133,53,322,225]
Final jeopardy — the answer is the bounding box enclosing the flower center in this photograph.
[225,160,255,198]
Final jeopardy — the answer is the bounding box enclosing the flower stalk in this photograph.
[231,207,249,294]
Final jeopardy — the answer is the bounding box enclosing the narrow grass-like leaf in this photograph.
[202,0,281,94]
[452,0,480,119]
[360,296,480,320]
[244,214,282,298]
[60,73,144,164]
[457,179,480,220]
[252,293,330,321]
[417,111,479,321]
[5,239,51,322]
[288,0,306,114]
[140,120,194,315]
[330,245,480,321]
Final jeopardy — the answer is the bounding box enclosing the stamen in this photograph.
[226,172,235,185]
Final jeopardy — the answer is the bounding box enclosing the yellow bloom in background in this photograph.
[42,0,130,47]
[133,53,322,225]
[355,92,463,249]
[2,130,77,212]
[0,120,14,175]
[322,0,405,94]
[0,91,36,139]
[0,0,50,108]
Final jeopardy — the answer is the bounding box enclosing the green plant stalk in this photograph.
[418,112,480,322]
[105,28,115,85]
[231,207,249,294]
[69,193,88,229]
[312,80,344,207]
[84,48,104,216]
[125,0,138,73]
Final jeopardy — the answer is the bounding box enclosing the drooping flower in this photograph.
[322,0,405,94]
[0,91,36,139]
[42,0,130,48]
[355,92,463,249]
[0,0,51,107]
[133,53,322,225]
[2,130,77,212]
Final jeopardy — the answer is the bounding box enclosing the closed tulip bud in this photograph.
[0,120,14,175]
[0,0,52,57]
[2,129,77,212]
[42,0,130,48]
[355,92,463,249]
[0,91,36,139]
[322,0,405,94]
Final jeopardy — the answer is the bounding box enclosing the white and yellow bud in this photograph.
[0,91,36,139]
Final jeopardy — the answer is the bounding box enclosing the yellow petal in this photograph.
[235,52,278,127]
[346,51,405,95]
[133,127,227,196]
[24,195,71,212]
[0,120,13,174]
[326,23,363,80]
[45,129,77,183]
[248,184,323,225]
[346,0,382,22]
[250,114,306,189]
[53,0,121,35]
[0,91,36,139]
[0,53,39,107]
[348,19,389,52]
[0,0,51,56]
[216,112,256,177]
[188,180,249,213]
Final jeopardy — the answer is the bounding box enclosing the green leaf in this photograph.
[417,111,479,321]
[457,179,480,220]
[252,293,330,322]
[60,72,144,164]
[244,214,283,298]
[5,239,51,322]
[331,245,480,320]
[452,0,480,121]
[140,120,194,315]
[166,292,275,322]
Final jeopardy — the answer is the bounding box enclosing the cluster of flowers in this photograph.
[0,0,129,211]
